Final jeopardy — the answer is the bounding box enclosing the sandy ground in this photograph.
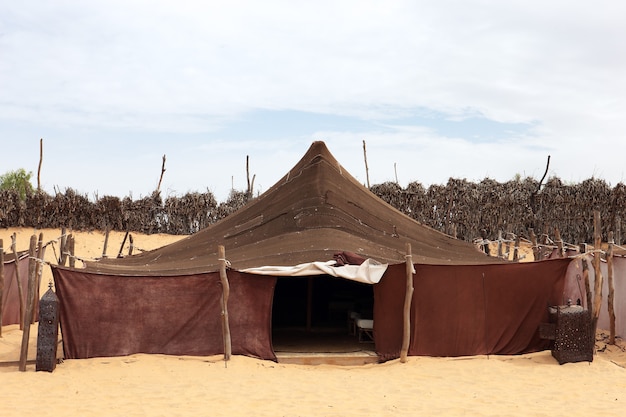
[2,227,626,417]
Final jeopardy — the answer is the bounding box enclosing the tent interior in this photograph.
[271,275,374,352]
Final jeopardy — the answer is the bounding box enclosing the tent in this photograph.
[2,251,31,326]
[51,141,572,361]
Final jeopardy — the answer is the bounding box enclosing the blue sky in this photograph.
[1,1,625,202]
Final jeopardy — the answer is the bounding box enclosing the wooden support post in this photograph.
[59,227,67,266]
[34,233,44,322]
[582,258,592,312]
[128,234,134,256]
[218,245,232,362]
[590,210,603,344]
[497,230,503,259]
[530,229,539,261]
[607,231,616,345]
[0,238,4,337]
[19,235,38,371]
[616,216,622,246]
[117,230,130,258]
[400,242,415,363]
[554,227,564,257]
[513,235,521,261]
[68,234,75,268]
[10,233,25,329]
[102,227,110,259]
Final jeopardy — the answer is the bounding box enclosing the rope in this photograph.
[218,257,232,267]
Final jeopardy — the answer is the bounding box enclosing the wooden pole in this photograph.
[0,238,4,337]
[156,154,166,193]
[117,230,130,258]
[10,233,25,329]
[59,227,67,265]
[400,242,415,363]
[513,234,520,261]
[218,245,232,362]
[37,138,43,192]
[34,233,44,321]
[102,226,110,259]
[19,235,38,371]
[590,210,603,342]
[68,234,75,268]
[128,234,134,256]
[362,140,370,189]
[607,231,616,345]
[555,227,564,257]
[530,229,539,261]
[497,230,503,258]
[616,216,622,246]
[582,258,592,312]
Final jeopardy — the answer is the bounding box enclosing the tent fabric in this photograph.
[53,266,276,360]
[560,251,626,338]
[241,258,388,284]
[374,258,572,360]
[2,252,31,326]
[85,142,502,276]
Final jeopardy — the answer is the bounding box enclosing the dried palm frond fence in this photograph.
[0,188,249,235]
[1,177,625,245]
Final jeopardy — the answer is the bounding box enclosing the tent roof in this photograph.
[86,141,503,276]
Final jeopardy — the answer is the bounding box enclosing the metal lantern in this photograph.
[36,284,60,372]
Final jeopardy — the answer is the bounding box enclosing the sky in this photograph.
[1,1,625,202]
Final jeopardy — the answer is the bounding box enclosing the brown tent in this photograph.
[2,251,30,326]
[51,141,572,361]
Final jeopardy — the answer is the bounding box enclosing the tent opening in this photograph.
[271,275,374,352]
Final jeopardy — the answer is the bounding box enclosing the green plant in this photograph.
[0,168,34,200]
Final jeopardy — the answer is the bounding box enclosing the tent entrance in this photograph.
[271,275,374,354]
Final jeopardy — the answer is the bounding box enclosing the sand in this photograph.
[2,227,626,417]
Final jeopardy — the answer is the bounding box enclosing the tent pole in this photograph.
[19,234,38,371]
[607,231,616,345]
[401,242,414,363]
[590,210,603,345]
[218,245,232,363]
[11,233,25,329]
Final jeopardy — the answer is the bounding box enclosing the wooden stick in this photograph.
[59,227,67,265]
[400,242,415,363]
[34,233,44,321]
[362,140,370,189]
[582,258,592,312]
[497,230,503,259]
[218,245,232,362]
[37,138,43,192]
[102,226,110,259]
[10,233,25,329]
[529,229,539,261]
[68,234,75,268]
[117,230,130,258]
[590,210,603,341]
[0,238,4,336]
[555,227,564,257]
[156,154,166,193]
[128,234,134,256]
[607,231,616,345]
[513,234,520,261]
[19,235,38,371]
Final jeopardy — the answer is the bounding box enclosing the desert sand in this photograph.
[2,227,626,417]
